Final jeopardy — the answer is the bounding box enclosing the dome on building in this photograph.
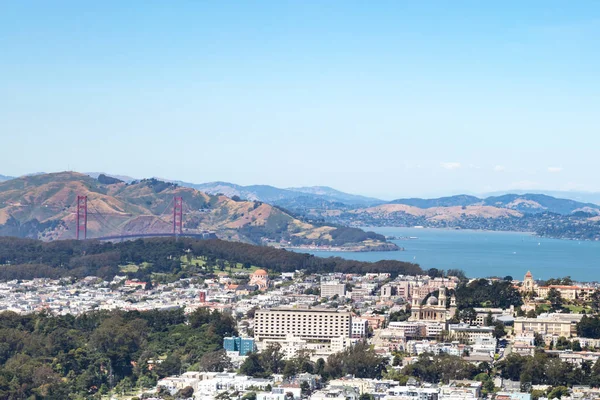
[426,296,438,305]
[253,269,268,276]
[525,271,533,277]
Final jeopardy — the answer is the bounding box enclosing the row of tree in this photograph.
[0,237,423,282]
[0,307,236,399]
[240,342,388,381]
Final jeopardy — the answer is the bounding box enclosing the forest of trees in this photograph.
[0,307,236,399]
[240,341,388,382]
[454,278,523,309]
[0,237,423,282]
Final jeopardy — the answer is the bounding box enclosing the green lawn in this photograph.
[180,256,260,274]
[565,304,591,313]
[119,264,139,273]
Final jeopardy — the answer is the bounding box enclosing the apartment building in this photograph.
[351,318,369,338]
[320,282,346,298]
[254,307,351,341]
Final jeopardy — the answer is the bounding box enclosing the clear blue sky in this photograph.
[1,1,599,199]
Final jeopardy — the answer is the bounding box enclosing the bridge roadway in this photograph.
[91,232,217,241]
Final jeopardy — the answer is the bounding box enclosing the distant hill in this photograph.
[311,193,600,241]
[286,186,382,205]
[0,172,395,250]
[85,172,137,183]
[389,195,482,209]
[483,190,600,206]
[174,180,384,206]
[389,193,600,215]
[0,175,14,182]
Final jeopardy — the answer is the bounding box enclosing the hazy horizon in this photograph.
[5,169,600,202]
[2,2,599,198]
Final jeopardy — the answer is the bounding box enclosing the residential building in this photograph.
[351,318,369,338]
[320,282,346,298]
[223,337,256,356]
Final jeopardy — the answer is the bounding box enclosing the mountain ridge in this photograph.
[389,193,600,215]
[0,172,396,251]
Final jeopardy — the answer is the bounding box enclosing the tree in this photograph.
[315,358,325,376]
[526,309,537,318]
[577,316,600,338]
[547,288,563,312]
[485,312,494,326]
[493,322,507,339]
[300,381,311,397]
[260,343,285,375]
[591,290,600,314]
[325,342,388,379]
[533,333,545,347]
[175,386,194,399]
[459,308,477,323]
[239,353,266,378]
[548,386,569,399]
[199,349,231,372]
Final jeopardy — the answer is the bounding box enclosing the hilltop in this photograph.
[388,193,600,215]
[178,180,383,207]
[0,172,396,251]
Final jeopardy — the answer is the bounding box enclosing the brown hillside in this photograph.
[0,172,383,248]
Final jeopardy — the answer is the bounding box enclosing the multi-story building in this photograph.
[448,324,494,344]
[254,307,351,341]
[513,314,582,337]
[387,321,445,339]
[223,336,256,356]
[320,282,346,298]
[350,287,372,301]
[351,318,369,338]
[473,307,514,326]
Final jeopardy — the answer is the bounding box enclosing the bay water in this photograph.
[296,227,600,282]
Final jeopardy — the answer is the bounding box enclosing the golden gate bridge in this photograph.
[74,195,214,241]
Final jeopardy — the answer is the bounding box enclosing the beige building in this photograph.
[521,271,595,301]
[320,282,346,298]
[254,307,351,341]
[513,314,582,337]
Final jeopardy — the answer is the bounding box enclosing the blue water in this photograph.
[298,227,600,282]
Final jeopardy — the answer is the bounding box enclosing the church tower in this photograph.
[439,286,447,308]
[522,271,535,292]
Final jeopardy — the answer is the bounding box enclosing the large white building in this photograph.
[320,282,346,298]
[255,307,351,341]
[351,318,369,338]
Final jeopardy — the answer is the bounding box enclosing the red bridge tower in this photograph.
[173,196,183,235]
[76,195,88,240]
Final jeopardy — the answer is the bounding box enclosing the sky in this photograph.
[1,1,599,199]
